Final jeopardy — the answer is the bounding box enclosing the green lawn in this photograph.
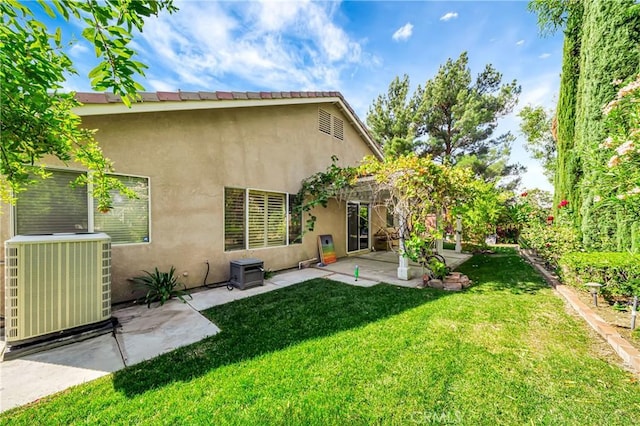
[3,249,639,424]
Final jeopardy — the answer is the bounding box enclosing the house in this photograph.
[1,91,385,306]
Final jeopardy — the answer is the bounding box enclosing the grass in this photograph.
[2,248,640,424]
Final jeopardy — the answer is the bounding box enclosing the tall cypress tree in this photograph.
[575,0,639,250]
[530,0,640,250]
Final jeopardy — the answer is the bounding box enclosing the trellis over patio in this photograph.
[335,175,466,281]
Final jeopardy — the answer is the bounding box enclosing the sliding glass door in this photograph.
[347,202,369,252]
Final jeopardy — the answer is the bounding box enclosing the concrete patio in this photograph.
[317,249,472,287]
[0,250,471,413]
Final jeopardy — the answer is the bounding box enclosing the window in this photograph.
[288,193,302,244]
[16,170,88,234]
[386,207,395,228]
[248,190,285,249]
[15,169,150,245]
[224,188,245,251]
[224,187,299,251]
[94,175,150,244]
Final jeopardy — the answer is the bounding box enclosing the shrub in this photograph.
[519,222,581,269]
[427,257,448,280]
[558,252,640,298]
[132,266,192,308]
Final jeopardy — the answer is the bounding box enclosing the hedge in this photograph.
[558,252,640,298]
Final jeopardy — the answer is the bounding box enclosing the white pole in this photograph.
[397,213,412,280]
[455,215,462,253]
[436,208,443,254]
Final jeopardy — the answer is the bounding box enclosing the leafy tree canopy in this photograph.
[417,52,521,168]
[366,52,523,187]
[1,0,176,210]
[366,75,422,158]
[528,0,573,35]
[518,105,557,183]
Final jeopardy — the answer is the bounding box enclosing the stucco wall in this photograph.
[1,102,378,305]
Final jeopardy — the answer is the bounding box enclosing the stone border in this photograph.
[519,249,640,374]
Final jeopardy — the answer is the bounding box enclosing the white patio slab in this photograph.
[325,273,379,287]
[113,299,221,366]
[187,267,333,311]
[317,249,472,289]
[0,333,123,412]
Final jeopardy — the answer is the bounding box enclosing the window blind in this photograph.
[266,193,285,247]
[224,187,245,251]
[16,170,88,235]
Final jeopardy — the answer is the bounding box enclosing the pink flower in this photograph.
[617,77,640,98]
[607,155,621,168]
[521,191,528,197]
[600,137,615,149]
[603,99,619,115]
[616,140,635,156]
[547,215,554,223]
[558,199,569,208]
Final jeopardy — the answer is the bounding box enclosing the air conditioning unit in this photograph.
[4,233,111,345]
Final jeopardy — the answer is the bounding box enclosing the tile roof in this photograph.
[74,90,382,157]
[75,90,343,104]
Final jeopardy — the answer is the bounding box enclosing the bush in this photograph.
[132,266,192,308]
[519,222,581,269]
[558,252,640,298]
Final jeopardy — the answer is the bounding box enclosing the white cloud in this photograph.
[147,79,180,92]
[69,42,89,57]
[538,53,551,59]
[136,1,368,91]
[392,23,413,42]
[516,39,525,46]
[518,72,559,109]
[440,12,458,21]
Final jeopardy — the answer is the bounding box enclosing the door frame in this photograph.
[346,201,370,253]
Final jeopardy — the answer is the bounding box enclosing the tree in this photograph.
[416,52,522,183]
[529,0,639,251]
[458,180,508,247]
[366,75,422,158]
[453,133,526,191]
[528,0,573,35]
[1,0,176,210]
[518,105,557,182]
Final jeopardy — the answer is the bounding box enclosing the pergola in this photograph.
[337,176,463,280]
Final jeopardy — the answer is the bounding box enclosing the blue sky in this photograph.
[56,0,563,191]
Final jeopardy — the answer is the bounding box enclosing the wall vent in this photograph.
[4,233,111,343]
[318,108,344,140]
[333,116,344,140]
[318,108,331,135]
